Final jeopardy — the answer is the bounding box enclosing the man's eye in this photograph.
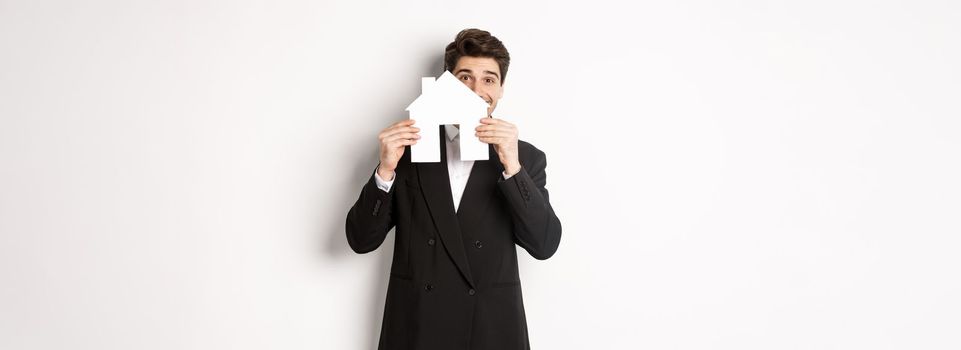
[485,79,494,84]
[461,76,470,81]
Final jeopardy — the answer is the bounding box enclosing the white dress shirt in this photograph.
[374,125,514,213]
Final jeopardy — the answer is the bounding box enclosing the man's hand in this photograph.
[378,119,420,180]
[476,117,521,176]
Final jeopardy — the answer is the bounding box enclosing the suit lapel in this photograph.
[456,145,500,231]
[415,126,476,288]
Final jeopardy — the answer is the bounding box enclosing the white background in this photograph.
[2,1,959,349]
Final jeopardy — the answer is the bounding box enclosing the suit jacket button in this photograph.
[428,238,435,246]
[468,288,475,296]
[474,240,483,249]
[425,283,434,292]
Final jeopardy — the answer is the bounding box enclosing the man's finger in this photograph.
[385,132,421,144]
[476,123,515,131]
[475,124,509,132]
[480,118,513,127]
[382,120,417,136]
[388,138,418,149]
[382,127,420,140]
[395,119,416,127]
[476,130,515,138]
[477,136,505,144]
[388,125,420,134]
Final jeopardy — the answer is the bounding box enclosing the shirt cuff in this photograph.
[502,170,515,180]
[374,166,395,193]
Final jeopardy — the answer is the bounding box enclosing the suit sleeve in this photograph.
[345,166,396,254]
[497,149,562,260]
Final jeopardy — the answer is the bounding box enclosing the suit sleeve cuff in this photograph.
[373,166,395,193]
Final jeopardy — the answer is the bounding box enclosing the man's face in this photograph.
[452,56,504,117]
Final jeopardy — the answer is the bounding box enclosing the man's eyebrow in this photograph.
[454,69,473,75]
[483,70,500,79]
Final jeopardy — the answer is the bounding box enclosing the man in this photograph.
[346,28,562,350]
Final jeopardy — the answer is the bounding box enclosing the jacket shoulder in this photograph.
[517,139,547,165]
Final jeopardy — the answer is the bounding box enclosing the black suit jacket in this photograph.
[346,126,562,350]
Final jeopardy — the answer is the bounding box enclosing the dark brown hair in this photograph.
[444,28,511,85]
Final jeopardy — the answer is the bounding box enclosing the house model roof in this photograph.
[406,71,489,113]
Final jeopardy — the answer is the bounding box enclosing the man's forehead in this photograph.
[455,57,500,75]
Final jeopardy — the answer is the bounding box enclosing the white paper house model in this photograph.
[405,71,490,163]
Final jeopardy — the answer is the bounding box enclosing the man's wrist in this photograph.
[377,165,395,181]
[503,162,522,177]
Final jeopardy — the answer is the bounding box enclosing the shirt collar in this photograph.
[444,124,460,141]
